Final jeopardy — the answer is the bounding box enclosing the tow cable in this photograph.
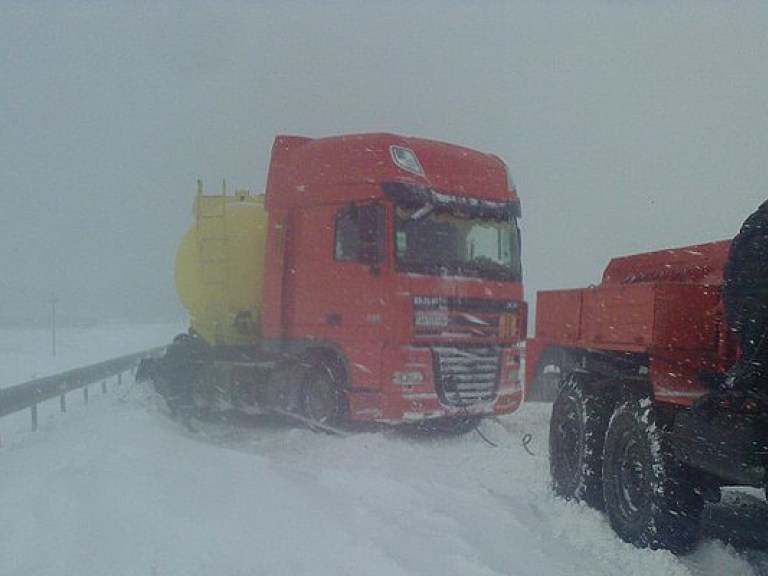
[471,417,535,455]
[263,405,351,437]
[453,393,536,453]
[521,432,535,456]
[466,408,535,454]
[453,400,499,447]
[472,419,498,447]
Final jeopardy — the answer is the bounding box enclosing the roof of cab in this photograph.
[264,133,517,210]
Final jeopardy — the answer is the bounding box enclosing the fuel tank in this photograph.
[174,191,267,346]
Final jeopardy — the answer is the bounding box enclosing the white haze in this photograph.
[1,1,767,326]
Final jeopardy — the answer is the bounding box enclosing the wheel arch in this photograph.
[280,339,351,391]
[528,344,580,401]
[574,349,654,408]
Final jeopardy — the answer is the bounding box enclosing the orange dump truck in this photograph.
[526,241,767,551]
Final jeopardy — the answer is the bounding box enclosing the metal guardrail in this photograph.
[0,346,166,431]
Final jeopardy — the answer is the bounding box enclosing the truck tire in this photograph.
[602,394,703,552]
[549,374,610,509]
[302,362,345,425]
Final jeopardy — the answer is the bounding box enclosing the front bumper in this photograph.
[348,386,523,424]
[347,344,524,424]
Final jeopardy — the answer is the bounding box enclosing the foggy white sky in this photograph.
[1,1,767,326]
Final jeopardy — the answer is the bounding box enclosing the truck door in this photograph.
[283,203,388,364]
[325,202,387,335]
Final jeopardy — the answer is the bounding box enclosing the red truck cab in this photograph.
[256,133,526,424]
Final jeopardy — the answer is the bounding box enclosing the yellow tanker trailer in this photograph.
[141,186,278,417]
[175,186,268,347]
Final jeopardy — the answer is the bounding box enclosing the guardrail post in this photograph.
[60,392,66,413]
[102,380,107,394]
[118,372,123,386]
[31,403,38,431]
[83,386,89,404]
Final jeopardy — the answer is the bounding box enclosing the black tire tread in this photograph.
[549,374,611,509]
[602,394,703,552]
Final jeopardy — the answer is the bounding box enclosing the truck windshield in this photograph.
[394,205,522,281]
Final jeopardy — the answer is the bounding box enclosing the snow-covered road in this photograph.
[1,325,767,576]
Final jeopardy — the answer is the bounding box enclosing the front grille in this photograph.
[432,346,500,406]
[412,296,521,341]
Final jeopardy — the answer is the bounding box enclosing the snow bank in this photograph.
[0,325,764,575]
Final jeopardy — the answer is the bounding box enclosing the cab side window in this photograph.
[334,207,361,261]
[334,204,385,263]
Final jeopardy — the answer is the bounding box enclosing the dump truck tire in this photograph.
[602,394,703,552]
[549,374,610,509]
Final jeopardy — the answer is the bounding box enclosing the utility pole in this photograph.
[50,292,58,356]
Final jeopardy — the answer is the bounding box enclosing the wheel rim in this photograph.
[614,430,650,527]
[303,368,338,423]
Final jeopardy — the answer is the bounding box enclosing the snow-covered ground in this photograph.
[1,325,767,576]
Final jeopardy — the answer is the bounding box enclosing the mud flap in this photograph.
[673,409,768,486]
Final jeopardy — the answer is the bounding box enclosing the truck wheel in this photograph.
[549,374,609,509]
[602,395,703,552]
[263,364,303,414]
[302,362,344,424]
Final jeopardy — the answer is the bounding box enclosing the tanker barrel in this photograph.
[174,191,268,347]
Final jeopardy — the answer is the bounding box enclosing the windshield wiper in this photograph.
[410,203,434,221]
[461,257,517,280]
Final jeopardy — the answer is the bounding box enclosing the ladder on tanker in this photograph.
[195,180,231,345]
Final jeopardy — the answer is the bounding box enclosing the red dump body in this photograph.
[526,241,736,406]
